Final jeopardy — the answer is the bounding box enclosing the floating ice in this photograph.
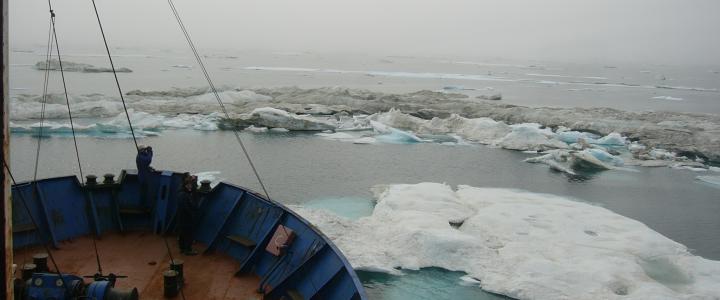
[35,59,132,73]
[296,183,720,300]
[245,107,336,131]
[652,96,684,101]
[193,171,222,188]
[592,132,626,146]
[10,111,221,137]
[696,176,720,188]
[353,137,376,144]
[244,125,268,133]
[585,148,625,166]
[556,131,600,144]
[497,123,567,151]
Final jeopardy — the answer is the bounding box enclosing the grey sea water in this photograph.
[9,48,720,299]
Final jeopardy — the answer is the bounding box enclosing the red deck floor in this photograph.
[14,232,262,299]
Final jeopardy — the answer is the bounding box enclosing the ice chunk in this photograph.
[585,148,624,166]
[193,171,221,188]
[375,128,425,144]
[246,107,336,131]
[649,149,676,160]
[592,132,626,146]
[295,183,720,300]
[244,125,268,133]
[556,131,600,144]
[497,123,567,151]
[353,137,377,144]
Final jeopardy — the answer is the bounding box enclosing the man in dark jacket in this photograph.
[136,145,153,207]
[178,173,199,256]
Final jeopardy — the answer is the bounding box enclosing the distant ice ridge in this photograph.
[295,183,720,300]
[10,111,220,137]
[35,59,132,73]
[10,86,720,163]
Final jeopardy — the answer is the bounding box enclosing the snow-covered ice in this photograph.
[295,183,720,300]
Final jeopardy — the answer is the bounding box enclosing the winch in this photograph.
[17,272,138,300]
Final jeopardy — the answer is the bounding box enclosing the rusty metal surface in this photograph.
[14,232,262,299]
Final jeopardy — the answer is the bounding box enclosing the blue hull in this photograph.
[11,170,366,300]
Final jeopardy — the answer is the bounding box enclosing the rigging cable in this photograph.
[48,1,85,181]
[89,0,140,151]
[167,0,273,202]
[46,0,102,275]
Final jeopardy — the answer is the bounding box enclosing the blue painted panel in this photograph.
[297,248,345,299]
[87,188,117,234]
[116,173,148,230]
[11,183,44,248]
[194,184,243,245]
[153,171,173,233]
[36,178,90,241]
[312,269,358,300]
[233,195,284,269]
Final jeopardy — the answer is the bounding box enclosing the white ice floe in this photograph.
[524,148,631,174]
[10,111,220,137]
[353,137,376,144]
[193,171,222,188]
[247,107,336,131]
[35,59,132,73]
[244,125,268,133]
[497,123,567,151]
[696,176,720,188]
[652,96,685,101]
[295,183,720,300]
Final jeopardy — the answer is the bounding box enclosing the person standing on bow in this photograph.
[178,173,200,256]
[136,145,154,207]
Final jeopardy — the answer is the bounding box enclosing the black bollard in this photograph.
[163,270,179,298]
[103,173,115,184]
[199,180,211,193]
[21,264,36,281]
[170,259,184,287]
[86,175,98,185]
[32,253,49,273]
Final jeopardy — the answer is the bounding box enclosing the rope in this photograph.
[3,160,70,295]
[32,16,54,186]
[89,0,140,152]
[47,0,103,277]
[167,0,274,202]
[48,3,85,181]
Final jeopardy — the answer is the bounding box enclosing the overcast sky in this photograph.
[10,0,720,65]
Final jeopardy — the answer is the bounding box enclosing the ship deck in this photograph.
[14,232,262,299]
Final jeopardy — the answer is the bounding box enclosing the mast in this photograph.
[1,0,11,298]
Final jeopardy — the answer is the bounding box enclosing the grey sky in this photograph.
[11,0,720,65]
